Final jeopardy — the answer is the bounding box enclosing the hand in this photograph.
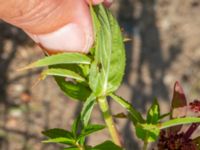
[0,0,112,53]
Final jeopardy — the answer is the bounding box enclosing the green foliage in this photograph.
[18,3,200,150]
[18,53,91,71]
[54,77,91,101]
[92,141,123,150]
[146,98,160,124]
[89,5,125,97]
[42,120,105,149]
[160,117,200,129]
[42,129,75,145]
[78,124,105,140]
[81,94,96,126]
[41,68,86,82]
[135,123,160,142]
[135,99,161,142]
[109,93,144,124]
[71,116,81,138]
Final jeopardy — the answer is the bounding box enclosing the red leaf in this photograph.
[171,81,187,111]
[169,81,187,134]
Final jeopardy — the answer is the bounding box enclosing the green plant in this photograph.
[19,4,200,150]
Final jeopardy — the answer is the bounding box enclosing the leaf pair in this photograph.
[42,119,105,149]
[18,53,92,101]
[42,117,122,150]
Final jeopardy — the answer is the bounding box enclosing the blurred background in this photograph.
[0,0,200,149]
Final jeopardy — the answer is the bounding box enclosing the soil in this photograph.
[0,0,200,150]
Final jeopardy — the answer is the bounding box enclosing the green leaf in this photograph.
[18,53,91,71]
[92,141,122,150]
[78,124,105,140]
[81,94,96,126]
[42,128,74,145]
[55,77,91,101]
[109,93,144,124]
[41,68,85,82]
[51,64,89,79]
[42,128,73,139]
[160,117,200,129]
[43,137,75,145]
[89,4,125,96]
[71,116,81,138]
[147,98,160,124]
[135,123,160,142]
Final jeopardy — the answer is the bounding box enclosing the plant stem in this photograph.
[98,97,122,147]
[143,140,148,150]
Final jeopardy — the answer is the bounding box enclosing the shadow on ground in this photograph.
[0,22,63,150]
[0,0,191,150]
[116,0,182,149]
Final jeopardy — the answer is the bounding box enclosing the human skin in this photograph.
[0,0,112,53]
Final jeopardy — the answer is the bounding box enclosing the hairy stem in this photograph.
[98,97,122,147]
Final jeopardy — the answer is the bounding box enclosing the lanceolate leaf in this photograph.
[71,116,81,138]
[89,4,125,96]
[42,128,73,138]
[169,81,187,134]
[81,94,96,126]
[54,77,91,101]
[42,128,74,145]
[18,53,91,71]
[78,124,105,140]
[171,81,187,119]
[41,68,85,82]
[109,93,144,124]
[147,98,160,124]
[43,137,75,145]
[135,123,160,142]
[160,117,200,130]
[93,141,122,150]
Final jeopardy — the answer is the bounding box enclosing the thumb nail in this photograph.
[26,23,93,53]
[104,0,113,7]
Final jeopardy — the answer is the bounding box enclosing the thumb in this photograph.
[0,0,101,53]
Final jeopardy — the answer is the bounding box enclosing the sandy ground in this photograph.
[0,0,200,149]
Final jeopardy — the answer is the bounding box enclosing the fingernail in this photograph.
[26,23,93,53]
[104,0,113,7]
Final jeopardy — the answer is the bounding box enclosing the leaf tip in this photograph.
[16,63,35,72]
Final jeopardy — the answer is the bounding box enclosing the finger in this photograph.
[0,0,94,53]
[103,0,113,7]
[85,0,113,6]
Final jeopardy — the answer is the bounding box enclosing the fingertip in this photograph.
[26,23,93,54]
[86,0,113,7]
[103,0,113,7]
[86,0,104,5]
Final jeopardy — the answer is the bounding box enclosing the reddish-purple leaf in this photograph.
[169,81,187,134]
[171,81,187,111]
